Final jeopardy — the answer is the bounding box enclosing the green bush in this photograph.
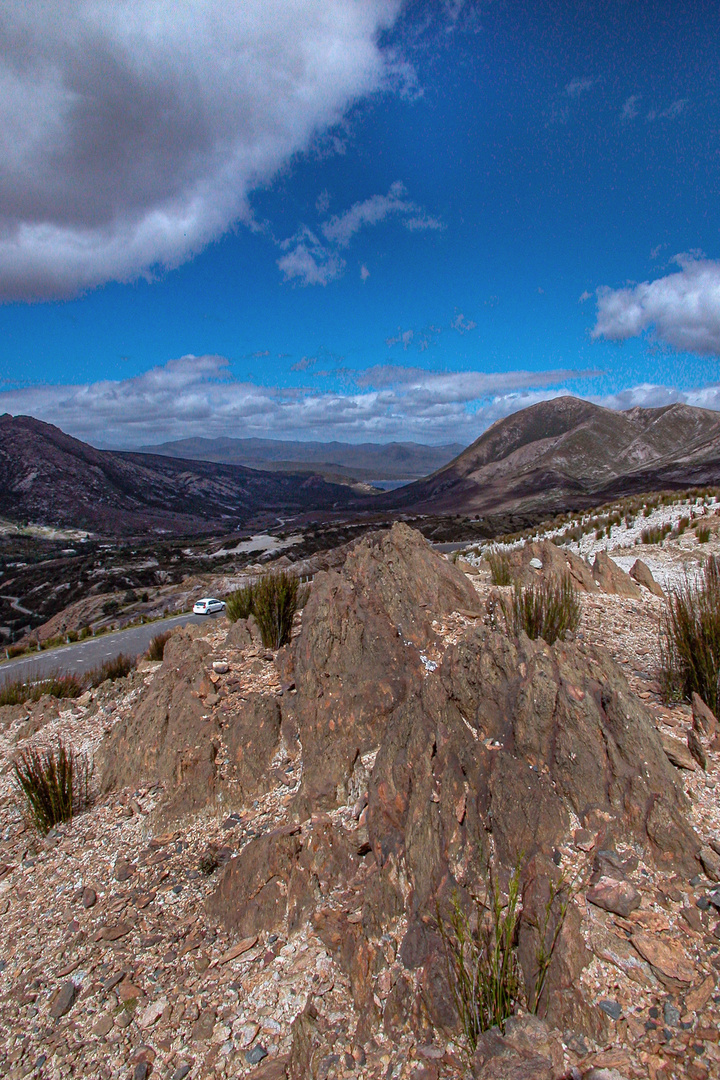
[640,523,671,545]
[501,576,580,645]
[225,572,301,648]
[67,630,79,643]
[13,740,92,834]
[102,599,119,616]
[252,572,300,649]
[225,584,255,623]
[146,631,171,661]
[486,548,513,586]
[661,557,720,711]
[79,625,92,640]
[697,524,711,544]
[0,673,84,706]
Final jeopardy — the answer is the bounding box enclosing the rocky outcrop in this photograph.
[207,525,700,1043]
[291,522,481,814]
[592,550,641,597]
[505,540,598,591]
[630,558,664,596]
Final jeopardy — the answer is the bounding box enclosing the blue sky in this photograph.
[1,0,719,447]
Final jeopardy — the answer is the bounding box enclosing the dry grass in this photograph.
[501,576,580,645]
[13,740,92,834]
[661,557,720,711]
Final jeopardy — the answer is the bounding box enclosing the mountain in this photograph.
[382,396,720,516]
[0,414,363,535]
[139,436,463,485]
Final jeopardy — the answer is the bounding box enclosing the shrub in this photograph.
[0,673,84,707]
[486,548,513,586]
[697,524,711,544]
[7,644,26,658]
[146,631,171,661]
[79,625,93,639]
[643,504,652,517]
[13,740,92,834]
[641,523,671,546]
[252,571,300,649]
[67,630,79,643]
[661,557,720,712]
[102,599,119,616]
[86,653,135,687]
[225,584,255,623]
[501,576,580,645]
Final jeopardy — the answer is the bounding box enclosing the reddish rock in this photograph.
[592,550,641,597]
[630,558,664,596]
[692,692,717,738]
[587,876,642,917]
[688,727,708,770]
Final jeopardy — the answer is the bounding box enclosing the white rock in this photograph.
[529,557,543,569]
[138,998,167,1029]
[212,660,229,674]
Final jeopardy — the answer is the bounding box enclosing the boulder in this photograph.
[629,559,664,597]
[507,540,598,592]
[592,551,641,597]
[692,692,717,738]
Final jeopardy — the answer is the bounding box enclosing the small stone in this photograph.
[191,1006,216,1041]
[685,974,715,1012]
[700,847,720,882]
[663,1002,680,1026]
[115,1010,133,1029]
[692,692,717,738]
[50,980,77,1019]
[138,998,167,1029]
[212,660,229,674]
[587,876,641,917]
[631,931,695,983]
[114,857,136,882]
[661,732,696,770]
[171,1068,191,1080]
[688,728,708,770]
[529,557,543,569]
[237,1022,261,1048]
[82,886,97,908]
[92,1013,114,1037]
[707,888,720,909]
[245,1044,268,1065]
[599,999,623,1020]
[133,1065,149,1080]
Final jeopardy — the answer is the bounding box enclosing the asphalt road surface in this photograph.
[0,610,226,688]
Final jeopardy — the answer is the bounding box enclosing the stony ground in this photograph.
[1,534,720,1080]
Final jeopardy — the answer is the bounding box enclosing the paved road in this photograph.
[0,610,226,688]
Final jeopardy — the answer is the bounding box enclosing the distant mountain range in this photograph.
[4,398,720,537]
[0,415,362,535]
[139,436,463,485]
[381,396,720,516]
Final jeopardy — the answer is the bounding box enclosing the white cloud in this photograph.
[277,228,345,287]
[592,255,720,354]
[0,0,402,300]
[566,77,593,97]
[621,94,641,120]
[0,354,598,446]
[451,312,476,333]
[647,99,687,121]
[321,181,440,246]
[386,329,415,349]
[360,264,370,282]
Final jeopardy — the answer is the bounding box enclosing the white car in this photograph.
[193,597,225,615]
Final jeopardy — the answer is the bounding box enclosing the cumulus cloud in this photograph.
[592,255,720,354]
[566,77,593,97]
[0,0,402,300]
[0,354,598,446]
[277,228,346,287]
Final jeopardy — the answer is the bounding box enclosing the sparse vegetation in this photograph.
[437,862,522,1053]
[224,572,300,648]
[697,524,711,544]
[12,739,92,834]
[486,548,513,586]
[225,583,255,623]
[501,576,580,645]
[0,673,84,706]
[86,653,135,686]
[661,557,720,712]
[640,523,672,546]
[146,631,171,661]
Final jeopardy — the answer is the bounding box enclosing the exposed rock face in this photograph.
[292,522,481,813]
[592,550,641,597]
[207,524,700,1042]
[629,558,664,597]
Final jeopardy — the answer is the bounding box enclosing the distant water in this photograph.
[369,479,413,491]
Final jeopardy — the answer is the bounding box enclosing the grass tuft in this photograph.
[0,673,84,706]
[661,557,720,712]
[86,653,135,687]
[146,631,171,661]
[12,740,92,834]
[697,524,711,544]
[225,584,255,623]
[501,575,580,645]
[485,548,513,586]
[224,572,301,648]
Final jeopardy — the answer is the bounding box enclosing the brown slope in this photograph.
[381,396,720,516]
[0,414,361,535]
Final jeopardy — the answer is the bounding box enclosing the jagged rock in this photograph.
[699,846,720,881]
[661,732,696,770]
[629,558,664,596]
[688,727,708,770]
[592,550,641,597]
[630,931,695,986]
[208,826,302,936]
[471,1024,555,1079]
[224,618,252,650]
[223,694,282,804]
[692,692,717,738]
[292,523,481,812]
[50,980,77,1020]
